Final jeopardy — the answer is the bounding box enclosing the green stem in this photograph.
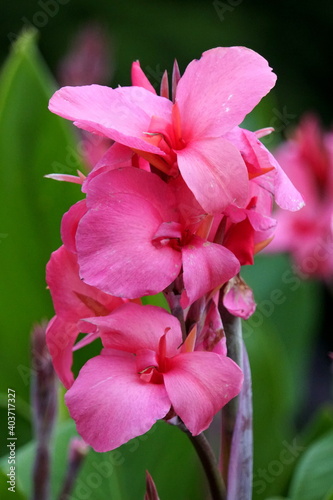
[178,422,226,500]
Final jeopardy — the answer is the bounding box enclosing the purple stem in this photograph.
[31,322,58,500]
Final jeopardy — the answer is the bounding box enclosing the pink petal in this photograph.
[239,132,305,211]
[181,235,240,308]
[46,316,78,388]
[176,47,276,141]
[164,351,243,435]
[223,218,255,266]
[45,173,84,184]
[65,354,171,451]
[46,245,123,322]
[86,303,183,356]
[84,167,178,221]
[177,137,248,214]
[49,85,172,154]
[223,276,256,320]
[272,159,306,211]
[61,200,87,253]
[77,170,182,297]
[83,142,135,191]
[131,61,156,94]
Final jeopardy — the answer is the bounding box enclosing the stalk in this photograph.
[178,422,226,500]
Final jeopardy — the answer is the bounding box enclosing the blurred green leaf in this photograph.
[242,253,322,420]
[242,254,323,499]
[106,421,205,499]
[2,419,205,500]
[265,497,290,500]
[245,322,295,499]
[299,405,333,449]
[323,490,333,500]
[288,431,333,500]
[0,28,83,451]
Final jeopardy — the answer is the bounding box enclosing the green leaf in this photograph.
[0,28,83,451]
[141,293,170,310]
[323,489,333,500]
[289,431,333,500]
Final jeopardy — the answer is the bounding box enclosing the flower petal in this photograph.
[46,245,123,322]
[181,235,240,308]
[61,200,87,253]
[77,170,182,297]
[46,316,78,388]
[239,132,305,211]
[164,351,243,435]
[131,61,156,94]
[49,85,172,154]
[86,303,183,356]
[177,137,248,214]
[84,167,178,221]
[176,46,276,140]
[65,353,171,451]
[223,276,256,320]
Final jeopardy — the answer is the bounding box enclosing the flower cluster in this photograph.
[46,47,303,452]
[267,114,333,280]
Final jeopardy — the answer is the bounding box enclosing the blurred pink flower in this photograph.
[267,115,333,279]
[57,23,113,87]
[56,23,114,169]
[65,303,243,451]
[49,46,277,213]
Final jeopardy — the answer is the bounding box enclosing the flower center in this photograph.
[136,330,170,384]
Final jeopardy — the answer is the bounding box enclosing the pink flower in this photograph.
[45,245,127,388]
[74,167,240,306]
[65,303,243,451]
[267,115,333,279]
[49,46,277,214]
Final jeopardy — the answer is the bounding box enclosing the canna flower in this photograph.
[49,46,277,214]
[65,303,243,452]
[73,167,240,307]
[267,115,333,279]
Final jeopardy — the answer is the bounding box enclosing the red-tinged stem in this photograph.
[163,282,187,341]
[177,422,226,500]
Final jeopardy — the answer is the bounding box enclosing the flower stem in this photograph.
[31,322,57,500]
[177,422,226,500]
[218,303,243,487]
